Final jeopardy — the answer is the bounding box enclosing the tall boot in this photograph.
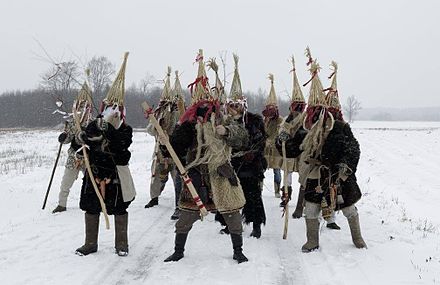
[231,234,248,263]
[347,214,367,248]
[250,223,261,239]
[144,197,159,208]
[279,186,292,207]
[292,188,305,219]
[274,182,281,198]
[301,219,320,253]
[76,213,99,256]
[164,233,188,262]
[115,213,129,256]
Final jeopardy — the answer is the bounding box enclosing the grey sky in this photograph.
[1,0,439,108]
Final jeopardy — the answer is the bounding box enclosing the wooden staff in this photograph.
[72,102,110,229]
[42,143,63,210]
[282,141,289,239]
[142,101,208,218]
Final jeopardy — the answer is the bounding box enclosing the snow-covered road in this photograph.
[1,121,439,285]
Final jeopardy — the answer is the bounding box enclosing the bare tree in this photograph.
[40,61,80,107]
[139,73,156,95]
[87,56,115,96]
[344,95,362,123]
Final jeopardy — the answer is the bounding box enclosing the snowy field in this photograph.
[0,121,440,285]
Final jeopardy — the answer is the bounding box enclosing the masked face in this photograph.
[102,104,123,129]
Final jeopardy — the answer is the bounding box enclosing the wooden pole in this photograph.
[142,101,208,218]
[42,143,63,210]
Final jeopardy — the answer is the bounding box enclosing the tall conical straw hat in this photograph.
[160,66,172,101]
[324,61,341,109]
[172,70,185,103]
[265,73,278,106]
[290,56,305,103]
[188,49,211,104]
[304,59,325,107]
[77,81,92,103]
[105,52,129,106]
[229,53,243,102]
[207,57,225,103]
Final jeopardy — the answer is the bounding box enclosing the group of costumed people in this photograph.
[50,47,366,263]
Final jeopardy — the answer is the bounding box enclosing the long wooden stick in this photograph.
[72,103,110,229]
[142,101,208,217]
[282,141,289,239]
[42,143,63,210]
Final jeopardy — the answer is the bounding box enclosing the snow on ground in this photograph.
[0,121,439,285]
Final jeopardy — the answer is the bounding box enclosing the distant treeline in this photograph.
[0,88,290,128]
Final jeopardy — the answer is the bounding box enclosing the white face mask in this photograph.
[102,104,123,129]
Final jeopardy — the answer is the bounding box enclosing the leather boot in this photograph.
[292,187,305,219]
[115,213,129,256]
[76,213,99,256]
[301,219,320,253]
[170,208,180,220]
[347,214,367,248]
[144,197,159,208]
[279,186,292,207]
[250,223,261,239]
[52,205,66,214]
[274,183,281,198]
[231,234,248,263]
[164,233,188,262]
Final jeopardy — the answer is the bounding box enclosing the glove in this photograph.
[278,131,291,142]
[337,163,353,181]
[58,132,68,143]
[243,152,255,162]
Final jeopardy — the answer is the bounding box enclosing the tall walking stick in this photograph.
[73,102,110,229]
[282,141,289,239]
[142,101,208,218]
[42,143,63,210]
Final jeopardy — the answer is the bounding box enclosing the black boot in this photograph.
[250,223,261,239]
[279,186,292,207]
[164,233,188,262]
[231,234,248,263]
[52,205,66,214]
[326,222,341,230]
[76,213,99,256]
[115,213,129,256]
[219,226,230,235]
[144,197,159,208]
[170,208,180,220]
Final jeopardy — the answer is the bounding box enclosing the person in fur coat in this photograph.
[162,50,250,264]
[215,54,267,239]
[280,58,366,252]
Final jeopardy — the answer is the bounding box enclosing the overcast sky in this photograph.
[1,0,439,108]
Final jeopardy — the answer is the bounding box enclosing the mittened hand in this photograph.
[278,131,291,142]
[215,125,228,136]
[58,132,68,143]
[337,163,353,181]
